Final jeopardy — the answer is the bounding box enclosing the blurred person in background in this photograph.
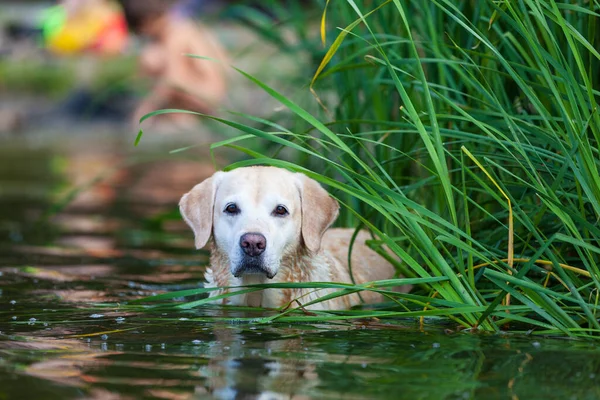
[119,0,229,129]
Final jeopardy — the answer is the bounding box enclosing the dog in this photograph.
[179,166,405,310]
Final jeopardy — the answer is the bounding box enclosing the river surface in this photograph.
[1,138,600,400]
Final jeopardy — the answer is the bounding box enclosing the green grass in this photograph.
[141,0,600,338]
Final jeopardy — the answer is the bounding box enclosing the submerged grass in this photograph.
[140,0,600,338]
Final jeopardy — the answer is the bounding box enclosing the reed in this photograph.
[143,0,600,338]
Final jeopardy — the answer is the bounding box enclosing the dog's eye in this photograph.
[272,205,289,217]
[224,203,240,215]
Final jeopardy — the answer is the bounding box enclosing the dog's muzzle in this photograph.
[232,232,275,279]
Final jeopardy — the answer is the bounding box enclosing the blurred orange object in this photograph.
[44,0,128,56]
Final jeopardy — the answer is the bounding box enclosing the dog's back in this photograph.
[320,228,405,304]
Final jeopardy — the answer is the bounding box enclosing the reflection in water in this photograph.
[195,327,320,399]
[2,143,600,400]
[4,314,600,400]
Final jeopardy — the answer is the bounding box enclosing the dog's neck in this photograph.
[239,274,266,307]
[277,248,319,281]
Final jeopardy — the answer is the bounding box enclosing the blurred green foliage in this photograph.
[0,56,136,97]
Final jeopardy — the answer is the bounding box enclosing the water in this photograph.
[1,139,600,400]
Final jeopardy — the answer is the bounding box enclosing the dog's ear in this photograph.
[179,172,222,249]
[297,174,340,253]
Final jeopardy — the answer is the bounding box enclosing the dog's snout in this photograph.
[240,233,266,257]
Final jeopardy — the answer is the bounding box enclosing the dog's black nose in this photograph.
[240,233,266,257]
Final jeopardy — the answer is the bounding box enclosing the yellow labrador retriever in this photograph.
[179,166,401,310]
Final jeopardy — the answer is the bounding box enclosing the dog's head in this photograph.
[179,166,339,279]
